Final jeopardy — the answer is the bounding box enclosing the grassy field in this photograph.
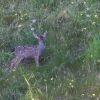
[0,0,100,100]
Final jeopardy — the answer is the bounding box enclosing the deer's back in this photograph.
[14,45,38,58]
[14,44,45,58]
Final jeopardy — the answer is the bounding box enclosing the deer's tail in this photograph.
[11,48,15,52]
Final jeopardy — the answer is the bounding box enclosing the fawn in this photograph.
[10,28,48,70]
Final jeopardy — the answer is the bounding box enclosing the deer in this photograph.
[10,28,48,70]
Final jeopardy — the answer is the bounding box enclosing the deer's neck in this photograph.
[38,40,45,49]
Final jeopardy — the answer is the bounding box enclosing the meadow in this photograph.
[0,0,100,100]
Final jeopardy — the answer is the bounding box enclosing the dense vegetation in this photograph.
[0,0,100,100]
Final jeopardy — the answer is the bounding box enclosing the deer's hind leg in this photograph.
[10,56,23,70]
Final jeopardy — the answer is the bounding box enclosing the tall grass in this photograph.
[0,0,100,100]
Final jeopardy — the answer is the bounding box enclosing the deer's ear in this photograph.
[43,31,48,38]
[32,33,39,39]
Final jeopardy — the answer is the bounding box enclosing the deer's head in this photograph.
[31,28,48,42]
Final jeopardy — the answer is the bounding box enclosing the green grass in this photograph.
[0,0,100,100]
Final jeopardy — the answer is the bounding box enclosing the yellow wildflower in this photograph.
[92,94,95,97]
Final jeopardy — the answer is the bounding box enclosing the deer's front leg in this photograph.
[34,56,39,67]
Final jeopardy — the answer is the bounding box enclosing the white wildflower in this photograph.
[20,17,23,20]
[32,19,36,24]
[81,94,85,96]
[51,77,53,81]
[81,28,87,31]
[69,83,72,85]
[71,2,74,4]
[71,80,74,82]
[31,28,35,31]
[92,22,96,25]
[18,24,22,28]
[24,13,28,16]
[15,13,17,16]
[63,10,66,14]
[44,79,47,82]
[80,13,83,16]
[86,8,90,11]
[86,14,91,18]
[71,85,74,88]
[84,1,86,4]
[94,15,98,18]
